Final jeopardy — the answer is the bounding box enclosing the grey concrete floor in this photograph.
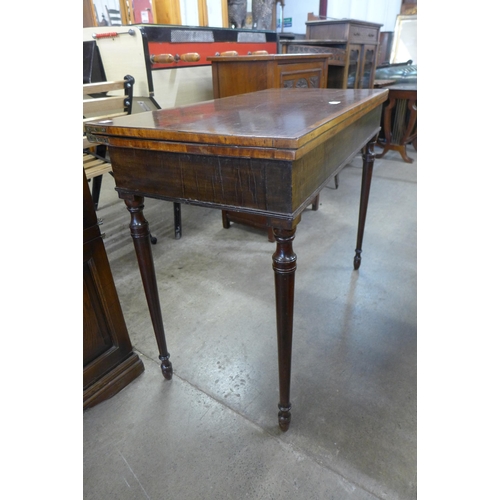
[83,147,417,500]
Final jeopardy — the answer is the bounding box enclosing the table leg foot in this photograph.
[278,403,292,432]
[173,202,182,240]
[160,355,173,380]
[354,249,362,270]
[399,146,414,164]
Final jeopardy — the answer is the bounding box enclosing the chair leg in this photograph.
[91,175,103,210]
[221,210,230,229]
[174,202,182,239]
[311,194,320,211]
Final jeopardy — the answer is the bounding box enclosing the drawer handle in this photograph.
[353,32,375,38]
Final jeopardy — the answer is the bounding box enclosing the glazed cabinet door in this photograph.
[346,44,362,88]
[359,44,378,89]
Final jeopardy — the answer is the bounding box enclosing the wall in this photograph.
[90,0,403,33]
[92,0,227,27]
[280,0,402,34]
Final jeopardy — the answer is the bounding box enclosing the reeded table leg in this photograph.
[124,195,173,380]
[354,137,376,270]
[272,228,297,431]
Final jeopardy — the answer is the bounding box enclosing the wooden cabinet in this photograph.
[281,19,382,90]
[208,53,329,98]
[378,32,394,67]
[83,172,144,409]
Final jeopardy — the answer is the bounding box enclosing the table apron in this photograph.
[110,108,381,224]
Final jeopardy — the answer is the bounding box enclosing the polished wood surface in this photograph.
[86,89,386,225]
[86,89,385,158]
[85,88,388,430]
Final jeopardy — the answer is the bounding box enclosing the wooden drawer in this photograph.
[306,20,381,45]
[348,25,379,44]
[282,43,346,66]
[307,22,347,40]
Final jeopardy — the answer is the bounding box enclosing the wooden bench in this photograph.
[83,76,134,210]
[83,75,182,240]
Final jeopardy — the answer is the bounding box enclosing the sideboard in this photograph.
[281,19,382,90]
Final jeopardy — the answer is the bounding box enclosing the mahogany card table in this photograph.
[86,88,388,431]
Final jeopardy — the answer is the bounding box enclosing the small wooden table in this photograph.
[85,88,388,431]
[376,83,417,163]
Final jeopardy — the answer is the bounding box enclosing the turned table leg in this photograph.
[124,195,173,380]
[354,137,376,270]
[272,227,297,431]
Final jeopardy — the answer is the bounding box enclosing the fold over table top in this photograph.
[85,88,388,161]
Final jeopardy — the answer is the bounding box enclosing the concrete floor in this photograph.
[83,147,417,500]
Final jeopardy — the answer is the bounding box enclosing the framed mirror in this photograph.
[391,14,417,64]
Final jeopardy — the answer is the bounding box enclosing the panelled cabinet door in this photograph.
[278,63,326,89]
[83,236,136,389]
[83,173,144,409]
